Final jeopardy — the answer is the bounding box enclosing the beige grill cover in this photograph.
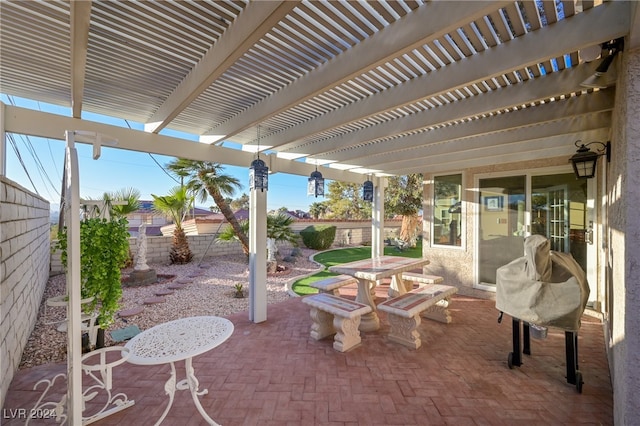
[495,235,589,331]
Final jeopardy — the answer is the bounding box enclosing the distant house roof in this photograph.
[133,200,211,216]
[234,209,249,221]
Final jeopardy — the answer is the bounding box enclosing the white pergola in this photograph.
[1,1,639,423]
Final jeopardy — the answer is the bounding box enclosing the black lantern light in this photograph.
[249,125,268,191]
[307,166,324,197]
[250,158,269,191]
[569,140,611,179]
[362,178,374,202]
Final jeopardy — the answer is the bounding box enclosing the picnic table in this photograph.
[329,256,430,331]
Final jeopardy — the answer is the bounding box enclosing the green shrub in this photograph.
[300,225,337,250]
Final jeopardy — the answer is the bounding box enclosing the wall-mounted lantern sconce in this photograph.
[362,178,374,202]
[307,166,324,197]
[249,125,268,191]
[569,140,611,179]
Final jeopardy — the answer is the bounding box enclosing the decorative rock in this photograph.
[142,296,166,305]
[118,306,145,317]
[154,289,175,296]
[167,283,188,290]
[125,269,158,287]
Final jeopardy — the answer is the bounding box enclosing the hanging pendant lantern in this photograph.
[362,179,374,202]
[249,158,268,191]
[307,168,324,197]
[249,125,268,191]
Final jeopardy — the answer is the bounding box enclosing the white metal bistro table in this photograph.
[124,316,234,426]
[329,256,430,331]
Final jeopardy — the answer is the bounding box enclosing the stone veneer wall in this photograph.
[0,177,50,408]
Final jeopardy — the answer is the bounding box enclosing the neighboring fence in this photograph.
[50,219,405,275]
[0,177,50,408]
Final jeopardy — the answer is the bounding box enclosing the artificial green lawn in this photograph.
[292,241,423,296]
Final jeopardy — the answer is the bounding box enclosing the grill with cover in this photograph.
[496,235,590,393]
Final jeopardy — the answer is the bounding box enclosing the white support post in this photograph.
[249,186,268,323]
[64,131,83,424]
[371,176,386,258]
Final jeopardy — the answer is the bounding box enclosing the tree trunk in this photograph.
[207,185,250,256]
[400,214,420,246]
[170,226,193,264]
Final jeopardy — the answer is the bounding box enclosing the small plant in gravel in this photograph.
[234,283,245,298]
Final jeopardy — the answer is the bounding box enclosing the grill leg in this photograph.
[523,322,531,355]
[565,331,578,384]
[510,318,522,367]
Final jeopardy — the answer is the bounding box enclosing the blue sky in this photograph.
[2,95,318,212]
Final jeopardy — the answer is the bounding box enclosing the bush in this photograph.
[300,225,337,250]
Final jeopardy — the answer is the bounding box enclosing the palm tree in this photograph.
[309,202,327,219]
[152,186,193,264]
[104,187,141,218]
[167,159,250,256]
[103,187,141,267]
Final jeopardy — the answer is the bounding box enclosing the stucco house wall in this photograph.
[608,46,640,424]
[0,177,50,408]
[421,156,570,299]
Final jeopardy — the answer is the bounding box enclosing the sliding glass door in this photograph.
[477,172,589,287]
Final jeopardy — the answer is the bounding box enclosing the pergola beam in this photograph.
[268,2,627,154]
[203,1,512,142]
[386,129,609,175]
[340,92,614,167]
[2,104,365,183]
[145,1,298,134]
[364,111,611,171]
[310,67,613,163]
[70,1,92,119]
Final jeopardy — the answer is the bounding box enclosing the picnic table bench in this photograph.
[400,272,444,292]
[302,293,372,352]
[309,274,358,295]
[378,284,458,349]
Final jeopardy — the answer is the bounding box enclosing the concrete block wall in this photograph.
[51,221,405,274]
[51,235,246,274]
[0,177,50,408]
[128,235,245,265]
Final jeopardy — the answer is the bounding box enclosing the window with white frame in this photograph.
[433,174,462,247]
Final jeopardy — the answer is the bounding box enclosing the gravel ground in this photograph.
[19,248,321,369]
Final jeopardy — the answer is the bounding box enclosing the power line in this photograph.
[122,119,180,185]
[7,133,39,194]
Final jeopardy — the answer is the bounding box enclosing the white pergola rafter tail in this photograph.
[384,129,610,175]
[70,1,91,119]
[2,104,365,184]
[203,0,513,143]
[269,1,628,155]
[303,64,608,162]
[144,1,298,135]
[359,111,612,170]
[323,88,615,166]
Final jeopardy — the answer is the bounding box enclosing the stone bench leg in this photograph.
[387,314,422,350]
[309,307,335,340]
[332,315,363,352]
[308,307,364,352]
[421,298,453,323]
